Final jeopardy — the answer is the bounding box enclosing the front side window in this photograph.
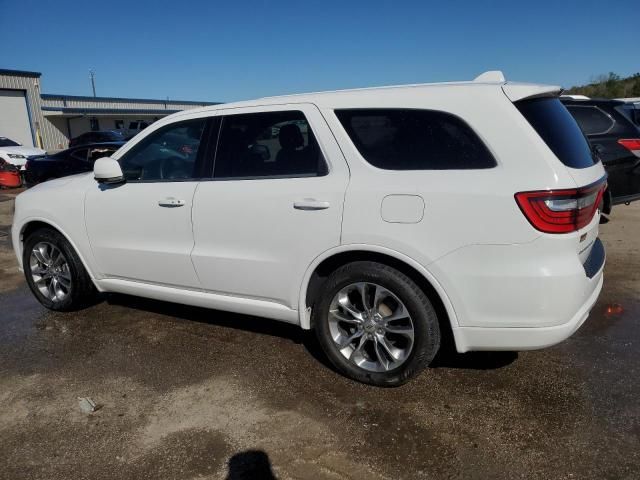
[214,111,327,179]
[566,106,615,135]
[114,120,124,130]
[118,119,206,181]
[335,109,496,170]
[90,118,100,131]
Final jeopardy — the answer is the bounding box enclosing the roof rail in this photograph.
[473,70,506,83]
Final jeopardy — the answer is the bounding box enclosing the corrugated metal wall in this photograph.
[2,72,39,147]
[0,72,71,150]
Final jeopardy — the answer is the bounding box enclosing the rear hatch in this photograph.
[505,88,606,265]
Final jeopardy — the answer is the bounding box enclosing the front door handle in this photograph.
[293,199,330,211]
[158,197,185,208]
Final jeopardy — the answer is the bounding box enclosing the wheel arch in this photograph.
[298,245,459,340]
[18,218,99,285]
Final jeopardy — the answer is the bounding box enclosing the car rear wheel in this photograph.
[312,261,440,386]
[23,227,97,311]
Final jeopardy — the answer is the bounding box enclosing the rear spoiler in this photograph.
[473,70,561,102]
[502,83,562,102]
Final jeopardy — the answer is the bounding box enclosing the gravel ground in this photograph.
[0,190,638,479]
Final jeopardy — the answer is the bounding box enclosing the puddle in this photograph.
[0,285,46,346]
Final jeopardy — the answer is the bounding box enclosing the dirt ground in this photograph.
[0,190,639,480]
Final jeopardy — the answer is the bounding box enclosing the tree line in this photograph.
[566,72,640,98]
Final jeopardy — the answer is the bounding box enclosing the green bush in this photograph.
[566,72,640,98]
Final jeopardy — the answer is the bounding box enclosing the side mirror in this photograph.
[94,157,125,185]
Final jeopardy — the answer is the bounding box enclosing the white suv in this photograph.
[11,71,606,386]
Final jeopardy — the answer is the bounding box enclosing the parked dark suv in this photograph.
[69,130,125,148]
[561,97,640,210]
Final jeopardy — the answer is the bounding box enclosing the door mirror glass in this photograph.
[94,157,125,184]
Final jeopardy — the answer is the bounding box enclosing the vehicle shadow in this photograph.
[105,293,517,373]
[431,348,518,370]
[225,450,277,480]
[105,293,337,372]
[430,324,519,370]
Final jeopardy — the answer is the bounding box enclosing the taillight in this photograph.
[618,139,640,158]
[515,179,607,234]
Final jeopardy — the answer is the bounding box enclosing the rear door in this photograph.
[190,104,349,309]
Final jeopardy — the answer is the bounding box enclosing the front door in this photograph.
[191,105,349,309]
[85,117,210,288]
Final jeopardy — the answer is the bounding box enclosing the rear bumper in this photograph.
[452,272,603,352]
[429,221,606,352]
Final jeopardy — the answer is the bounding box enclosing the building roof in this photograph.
[41,93,219,106]
[0,68,42,78]
[41,106,182,116]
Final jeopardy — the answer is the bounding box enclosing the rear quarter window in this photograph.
[565,105,615,135]
[516,98,597,169]
[335,109,496,170]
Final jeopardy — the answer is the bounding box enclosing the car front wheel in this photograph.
[23,227,97,311]
[312,261,440,386]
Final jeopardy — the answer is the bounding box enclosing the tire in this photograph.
[23,227,98,311]
[312,261,440,387]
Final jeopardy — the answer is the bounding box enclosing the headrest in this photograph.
[278,123,304,150]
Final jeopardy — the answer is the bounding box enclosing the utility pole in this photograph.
[89,69,96,97]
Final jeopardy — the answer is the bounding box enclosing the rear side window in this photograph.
[565,106,614,135]
[516,98,597,169]
[335,109,496,170]
[214,110,327,179]
[70,149,88,162]
[617,105,640,128]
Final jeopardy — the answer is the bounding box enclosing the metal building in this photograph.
[0,68,218,151]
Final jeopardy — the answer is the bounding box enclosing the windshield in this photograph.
[0,137,20,147]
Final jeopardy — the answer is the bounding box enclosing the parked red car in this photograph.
[0,158,22,188]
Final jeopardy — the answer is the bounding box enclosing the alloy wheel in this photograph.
[29,242,71,302]
[327,282,415,372]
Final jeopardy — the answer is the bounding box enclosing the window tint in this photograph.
[0,137,20,147]
[566,106,614,135]
[119,119,206,181]
[617,105,640,127]
[516,98,597,169]
[70,149,88,162]
[114,120,124,130]
[214,111,327,179]
[335,109,496,170]
[90,118,99,131]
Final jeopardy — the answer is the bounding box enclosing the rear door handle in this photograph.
[158,197,185,207]
[293,199,330,211]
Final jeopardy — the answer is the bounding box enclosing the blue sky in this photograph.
[1,0,638,102]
